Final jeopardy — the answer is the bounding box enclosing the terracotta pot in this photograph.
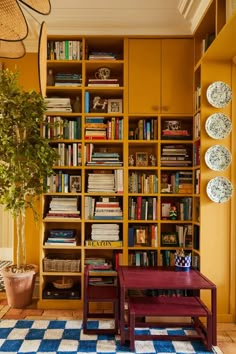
[1,264,38,308]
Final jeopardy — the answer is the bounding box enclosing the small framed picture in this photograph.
[161,232,179,247]
[135,228,148,246]
[136,152,148,167]
[70,175,81,193]
[107,99,123,113]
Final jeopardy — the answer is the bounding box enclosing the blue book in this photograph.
[85,92,90,113]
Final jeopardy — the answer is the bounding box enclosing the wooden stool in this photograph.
[83,265,119,334]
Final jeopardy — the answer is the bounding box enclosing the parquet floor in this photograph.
[0,298,235,353]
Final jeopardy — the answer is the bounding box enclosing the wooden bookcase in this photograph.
[39,35,196,309]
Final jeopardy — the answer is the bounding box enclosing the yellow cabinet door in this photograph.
[128,39,193,114]
[128,39,161,114]
[161,39,194,114]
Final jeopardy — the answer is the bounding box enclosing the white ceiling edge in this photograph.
[24,0,212,53]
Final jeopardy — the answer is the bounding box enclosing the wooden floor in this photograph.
[0,298,235,353]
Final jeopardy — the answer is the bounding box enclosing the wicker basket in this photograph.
[53,277,74,289]
[43,254,80,272]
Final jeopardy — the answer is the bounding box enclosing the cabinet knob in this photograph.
[152,105,159,111]
[161,106,168,112]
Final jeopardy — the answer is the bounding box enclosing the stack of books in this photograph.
[88,52,116,60]
[45,229,77,246]
[45,197,80,218]
[91,223,120,240]
[86,149,122,166]
[87,78,119,86]
[54,73,82,86]
[45,97,72,112]
[94,198,123,220]
[161,144,192,167]
[87,172,115,192]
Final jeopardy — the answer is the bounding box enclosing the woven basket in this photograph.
[43,255,80,272]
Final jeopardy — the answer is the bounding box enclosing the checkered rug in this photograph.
[0,319,221,353]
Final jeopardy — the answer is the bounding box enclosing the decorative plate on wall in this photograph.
[205,145,232,171]
[206,81,232,108]
[206,176,233,203]
[205,113,232,139]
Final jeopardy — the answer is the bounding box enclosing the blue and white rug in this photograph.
[0,320,221,354]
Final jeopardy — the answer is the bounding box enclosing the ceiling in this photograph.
[24,0,212,52]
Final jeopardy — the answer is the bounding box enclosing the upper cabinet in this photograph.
[193,0,226,65]
[128,39,194,115]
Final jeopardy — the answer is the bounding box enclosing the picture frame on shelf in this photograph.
[70,175,81,193]
[161,232,179,247]
[135,228,149,246]
[107,98,123,113]
[136,152,148,167]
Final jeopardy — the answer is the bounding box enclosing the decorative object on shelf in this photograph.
[164,120,181,130]
[128,154,134,166]
[135,228,149,246]
[91,96,108,112]
[149,154,156,166]
[107,98,123,113]
[206,176,233,203]
[0,0,51,59]
[205,145,232,171]
[205,113,232,139]
[135,152,148,167]
[206,81,232,108]
[169,205,177,220]
[161,232,179,247]
[95,67,111,80]
[70,175,81,193]
[175,249,191,272]
[46,69,54,86]
[73,96,81,113]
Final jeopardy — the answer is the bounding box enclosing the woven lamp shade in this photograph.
[0,40,25,59]
[18,0,51,15]
[0,0,28,41]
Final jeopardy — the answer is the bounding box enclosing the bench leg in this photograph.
[129,311,135,351]
[206,314,213,351]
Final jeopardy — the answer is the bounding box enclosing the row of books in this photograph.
[54,73,82,87]
[84,196,122,220]
[46,173,81,193]
[128,251,157,267]
[85,116,123,140]
[128,196,157,220]
[129,118,157,140]
[128,172,158,194]
[57,143,82,167]
[47,40,82,60]
[45,98,72,112]
[161,198,192,221]
[43,116,82,140]
[161,171,193,194]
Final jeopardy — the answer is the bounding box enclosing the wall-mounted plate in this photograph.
[207,177,233,203]
[206,81,232,108]
[205,113,232,140]
[205,145,232,171]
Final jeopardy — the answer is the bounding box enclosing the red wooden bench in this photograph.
[128,296,212,351]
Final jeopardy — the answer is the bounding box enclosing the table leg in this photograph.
[212,288,217,345]
[120,286,125,345]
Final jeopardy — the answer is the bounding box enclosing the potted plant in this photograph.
[0,69,59,308]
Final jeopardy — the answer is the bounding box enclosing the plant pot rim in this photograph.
[0,264,38,278]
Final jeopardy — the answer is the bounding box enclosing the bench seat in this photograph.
[129,296,212,351]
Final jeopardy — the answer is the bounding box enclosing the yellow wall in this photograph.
[3,53,41,267]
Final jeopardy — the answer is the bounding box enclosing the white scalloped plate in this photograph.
[207,177,233,203]
[206,81,232,108]
[205,113,232,140]
[205,145,232,171]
